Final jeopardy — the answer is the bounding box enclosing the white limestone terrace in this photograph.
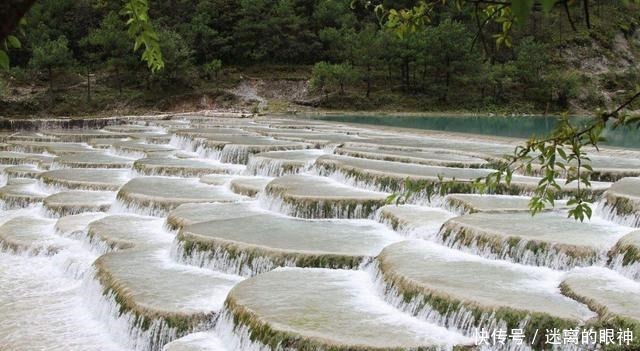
[261,174,390,219]
[39,168,132,191]
[3,164,45,180]
[245,149,326,177]
[176,203,401,275]
[1,114,639,351]
[133,157,244,177]
[560,267,640,330]
[43,190,115,216]
[224,268,472,350]
[609,230,640,280]
[313,153,612,198]
[53,152,134,169]
[443,194,569,214]
[599,177,640,227]
[0,178,49,208]
[335,145,490,168]
[372,240,596,340]
[439,212,633,269]
[116,177,247,216]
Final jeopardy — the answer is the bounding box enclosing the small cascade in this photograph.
[2,115,639,351]
[171,240,295,277]
[596,198,640,228]
[609,254,640,281]
[211,310,270,351]
[219,144,252,164]
[168,135,208,153]
[259,174,388,219]
[257,190,382,219]
[81,271,186,351]
[244,157,293,177]
[364,261,527,350]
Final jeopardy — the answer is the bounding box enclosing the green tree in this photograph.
[310,61,333,100]
[310,61,359,97]
[151,29,194,87]
[332,62,359,95]
[204,58,222,80]
[29,35,72,94]
[422,19,481,103]
[347,25,382,98]
[82,12,135,95]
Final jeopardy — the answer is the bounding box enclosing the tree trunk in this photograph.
[366,64,371,98]
[340,82,344,95]
[48,65,53,102]
[86,66,91,103]
[403,57,410,91]
[116,67,122,95]
[444,56,451,103]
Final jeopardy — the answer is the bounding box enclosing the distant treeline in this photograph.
[2,0,639,114]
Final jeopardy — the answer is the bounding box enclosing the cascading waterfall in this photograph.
[2,116,639,351]
[170,240,296,277]
[596,199,640,228]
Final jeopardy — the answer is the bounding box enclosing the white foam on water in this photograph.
[609,254,640,281]
[171,239,297,277]
[0,247,127,351]
[363,241,595,351]
[162,332,229,351]
[596,199,640,228]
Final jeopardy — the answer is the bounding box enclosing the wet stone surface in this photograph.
[0,114,638,351]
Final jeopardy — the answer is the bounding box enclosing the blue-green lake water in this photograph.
[305,114,640,149]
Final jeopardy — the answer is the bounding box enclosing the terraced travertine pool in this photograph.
[0,113,639,351]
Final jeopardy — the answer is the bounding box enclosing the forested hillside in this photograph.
[1,0,639,116]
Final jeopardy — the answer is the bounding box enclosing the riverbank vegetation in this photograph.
[1,0,639,117]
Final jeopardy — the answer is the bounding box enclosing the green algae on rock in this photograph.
[609,230,640,280]
[6,140,97,155]
[93,247,243,349]
[228,177,273,197]
[560,267,640,349]
[315,154,611,199]
[600,177,640,227]
[3,164,44,179]
[263,174,389,219]
[224,267,472,350]
[0,151,54,166]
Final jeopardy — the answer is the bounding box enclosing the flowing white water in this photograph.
[2,118,639,351]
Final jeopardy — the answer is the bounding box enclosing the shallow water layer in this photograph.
[0,115,639,351]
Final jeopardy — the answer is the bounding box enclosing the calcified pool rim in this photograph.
[0,113,639,351]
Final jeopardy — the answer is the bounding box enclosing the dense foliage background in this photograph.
[0,0,639,116]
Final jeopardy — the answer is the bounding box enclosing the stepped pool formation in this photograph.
[0,113,639,351]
